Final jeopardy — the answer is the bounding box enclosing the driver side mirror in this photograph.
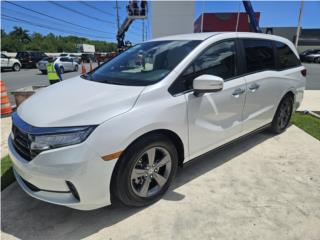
[193,74,224,97]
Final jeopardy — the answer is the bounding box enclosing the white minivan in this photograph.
[8,32,306,210]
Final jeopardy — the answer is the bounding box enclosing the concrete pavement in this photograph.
[0,117,11,159]
[298,90,320,112]
[1,125,320,240]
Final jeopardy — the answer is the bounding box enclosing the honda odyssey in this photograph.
[8,32,306,210]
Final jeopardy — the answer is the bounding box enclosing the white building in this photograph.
[151,1,194,38]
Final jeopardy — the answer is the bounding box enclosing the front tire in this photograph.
[12,63,20,72]
[74,65,79,72]
[60,66,64,74]
[111,134,178,207]
[270,94,293,134]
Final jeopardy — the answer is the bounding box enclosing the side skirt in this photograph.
[183,123,272,168]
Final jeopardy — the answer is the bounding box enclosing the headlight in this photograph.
[30,126,96,151]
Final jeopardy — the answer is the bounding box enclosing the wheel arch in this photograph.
[119,129,185,167]
[109,128,185,203]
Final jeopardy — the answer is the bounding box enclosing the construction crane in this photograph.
[242,0,262,33]
[116,0,147,52]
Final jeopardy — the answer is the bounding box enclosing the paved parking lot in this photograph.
[1,125,320,240]
[1,63,319,106]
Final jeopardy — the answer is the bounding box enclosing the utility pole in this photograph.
[115,0,120,31]
[200,1,205,32]
[295,0,304,48]
[142,19,145,41]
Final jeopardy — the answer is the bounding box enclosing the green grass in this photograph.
[1,155,15,191]
[291,112,320,141]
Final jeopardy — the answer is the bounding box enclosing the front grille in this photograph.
[12,125,38,161]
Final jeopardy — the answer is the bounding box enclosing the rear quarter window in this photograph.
[243,39,275,74]
[275,41,301,70]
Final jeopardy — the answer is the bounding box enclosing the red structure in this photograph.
[194,12,261,32]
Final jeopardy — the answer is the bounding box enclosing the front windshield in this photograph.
[85,40,201,86]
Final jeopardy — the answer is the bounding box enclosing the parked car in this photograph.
[1,53,21,71]
[8,32,305,210]
[16,51,47,68]
[304,50,320,63]
[299,49,320,62]
[59,53,81,64]
[81,53,95,63]
[36,57,79,74]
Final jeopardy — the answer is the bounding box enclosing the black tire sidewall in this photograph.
[13,63,20,71]
[113,134,178,207]
[60,67,64,74]
[271,95,293,133]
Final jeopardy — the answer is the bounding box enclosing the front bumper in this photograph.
[8,136,117,210]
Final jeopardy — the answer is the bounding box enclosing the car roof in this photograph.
[149,32,292,43]
[149,32,222,41]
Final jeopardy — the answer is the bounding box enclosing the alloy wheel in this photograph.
[130,147,172,198]
[278,98,292,129]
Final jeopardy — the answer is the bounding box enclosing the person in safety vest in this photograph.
[46,57,62,85]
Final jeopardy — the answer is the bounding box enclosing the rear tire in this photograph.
[270,94,293,134]
[12,63,20,72]
[74,65,78,72]
[111,134,178,207]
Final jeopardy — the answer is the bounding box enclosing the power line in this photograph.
[2,6,114,37]
[4,1,114,35]
[78,1,115,17]
[2,14,114,40]
[50,1,115,25]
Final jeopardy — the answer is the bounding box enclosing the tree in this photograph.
[10,27,31,44]
[0,27,117,53]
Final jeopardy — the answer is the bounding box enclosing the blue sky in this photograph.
[1,1,319,44]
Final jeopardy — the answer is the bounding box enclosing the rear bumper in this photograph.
[8,136,117,210]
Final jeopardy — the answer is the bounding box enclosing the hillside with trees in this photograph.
[1,27,117,52]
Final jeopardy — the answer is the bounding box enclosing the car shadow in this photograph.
[1,129,274,240]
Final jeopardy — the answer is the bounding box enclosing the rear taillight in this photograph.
[301,69,307,77]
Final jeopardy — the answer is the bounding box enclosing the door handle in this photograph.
[248,83,260,92]
[232,88,245,97]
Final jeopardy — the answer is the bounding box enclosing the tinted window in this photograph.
[86,40,200,86]
[275,41,301,70]
[60,57,69,62]
[1,54,7,58]
[170,40,237,94]
[243,39,275,73]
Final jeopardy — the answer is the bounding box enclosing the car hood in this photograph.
[17,77,145,127]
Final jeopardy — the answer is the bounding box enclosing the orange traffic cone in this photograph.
[1,80,12,116]
[81,61,87,74]
[90,61,93,72]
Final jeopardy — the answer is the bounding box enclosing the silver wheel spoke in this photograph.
[155,155,170,169]
[146,148,156,166]
[131,168,146,180]
[153,173,167,187]
[131,146,172,198]
[140,177,151,197]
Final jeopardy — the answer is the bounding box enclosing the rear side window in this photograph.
[243,39,275,73]
[275,41,301,70]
